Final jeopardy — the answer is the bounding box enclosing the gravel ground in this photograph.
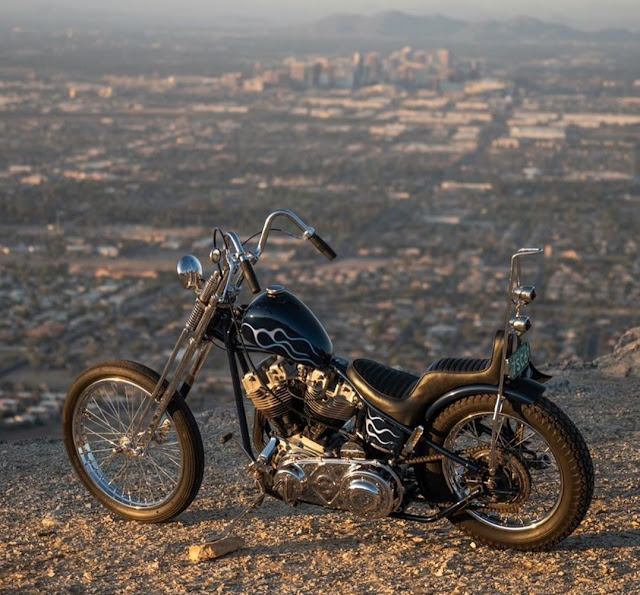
[1,364,639,595]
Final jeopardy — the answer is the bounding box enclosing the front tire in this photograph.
[418,394,594,551]
[63,360,204,522]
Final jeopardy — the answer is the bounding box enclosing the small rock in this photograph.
[42,515,61,528]
[188,536,245,562]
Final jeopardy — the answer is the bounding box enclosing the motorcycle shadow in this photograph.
[177,499,331,527]
[553,528,640,552]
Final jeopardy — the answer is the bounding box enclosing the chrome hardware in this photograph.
[177,254,203,290]
[252,436,279,470]
[273,464,307,504]
[400,425,424,459]
[305,368,328,400]
[219,431,256,464]
[255,210,315,259]
[130,211,336,461]
[340,441,367,459]
[492,246,543,473]
[267,285,284,297]
[266,285,285,297]
[243,358,356,427]
[509,315,532,334]
[272,455,403,518]
[242,361,294,419]
[186,300,206,332]
[343,470,396,518]
[512,286,536,304]
[515,247,544,256]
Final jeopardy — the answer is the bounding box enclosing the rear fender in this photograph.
[423,378,547,425]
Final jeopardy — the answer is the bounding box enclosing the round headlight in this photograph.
[177,255,203,289]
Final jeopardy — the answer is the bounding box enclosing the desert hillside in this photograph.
[1,331,639,594]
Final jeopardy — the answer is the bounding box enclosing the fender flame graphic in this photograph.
[241,323,320,366]
[365,412,402,447]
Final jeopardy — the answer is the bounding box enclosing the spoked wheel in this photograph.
[418,394,593,551]
[63,360,204,522]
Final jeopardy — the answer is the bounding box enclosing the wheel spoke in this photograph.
[72,377,186,510]
[87,398,123,434]
[443,411,563,532]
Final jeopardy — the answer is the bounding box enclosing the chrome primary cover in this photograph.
[272,454,403,519]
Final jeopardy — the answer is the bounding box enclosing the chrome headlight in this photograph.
[177,255,203,290]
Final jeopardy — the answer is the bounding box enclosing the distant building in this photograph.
[96,245,119,258]
[510,126,566,140]
[243,78,264,93]
[289,61,308,85]
[220,72,243,90]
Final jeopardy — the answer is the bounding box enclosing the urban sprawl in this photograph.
[1,26,638,431]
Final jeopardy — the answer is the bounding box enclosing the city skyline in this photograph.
[3,0,640,31]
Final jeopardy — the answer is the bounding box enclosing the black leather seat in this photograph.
[346,331,507,427]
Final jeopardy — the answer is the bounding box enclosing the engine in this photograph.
[243,356,407,518]
[241,356,358,434]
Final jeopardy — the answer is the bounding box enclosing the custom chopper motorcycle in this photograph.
[63,209,594,551]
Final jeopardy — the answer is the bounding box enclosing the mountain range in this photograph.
[297,11,640,43]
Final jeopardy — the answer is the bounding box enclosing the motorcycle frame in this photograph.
[128,210,546,523]
[131,211,315,454]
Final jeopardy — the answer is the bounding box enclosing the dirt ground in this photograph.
[0,363,639,595]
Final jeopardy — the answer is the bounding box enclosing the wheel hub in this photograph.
[460,446,532,513]
[112,436,144,458]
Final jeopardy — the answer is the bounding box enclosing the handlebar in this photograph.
[254,209,337,261]
[307,231,337,261]
[216,210,335,298]
[240,258,261,294]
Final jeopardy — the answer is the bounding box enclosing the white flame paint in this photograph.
[365,413,401,447]
[242,323,319,366]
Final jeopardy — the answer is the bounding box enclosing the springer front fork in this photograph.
[130,273,222,452]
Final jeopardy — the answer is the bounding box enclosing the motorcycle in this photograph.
[63,209,594,551]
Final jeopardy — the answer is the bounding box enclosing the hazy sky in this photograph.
[4,0,640,30]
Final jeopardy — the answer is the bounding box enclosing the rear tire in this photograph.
[63,360,204,522]
[417,394,593,551]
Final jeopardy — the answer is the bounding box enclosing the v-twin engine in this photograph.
[241,356,357,429]
[243,356,404,518]
[272,452,404,519]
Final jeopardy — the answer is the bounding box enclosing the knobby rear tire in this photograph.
[62,360,204,523]
[418,394,594,551]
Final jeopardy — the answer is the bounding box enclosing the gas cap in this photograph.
[266,285,285,297]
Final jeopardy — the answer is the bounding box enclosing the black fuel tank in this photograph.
[240,286,333,367]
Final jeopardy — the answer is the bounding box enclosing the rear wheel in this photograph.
[417,394,593,551]
[63,360,204,522]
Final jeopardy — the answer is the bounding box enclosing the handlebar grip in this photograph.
[308,232,337,261]
[240,259,261,294]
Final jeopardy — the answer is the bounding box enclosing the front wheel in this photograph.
[63,360,204,522]
[418,394,594,551]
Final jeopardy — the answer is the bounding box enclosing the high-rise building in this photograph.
[289,61,308,85]
[436,48,451,69]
